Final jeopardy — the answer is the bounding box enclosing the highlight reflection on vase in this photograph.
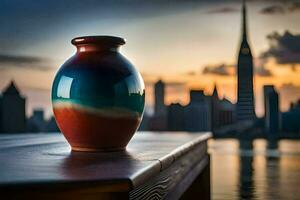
[52,36,145,152]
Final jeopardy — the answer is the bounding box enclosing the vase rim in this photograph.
[71,36,126,46]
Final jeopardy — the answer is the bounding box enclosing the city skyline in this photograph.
[0,0,300,117]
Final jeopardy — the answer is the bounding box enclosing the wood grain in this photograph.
[130,142,208,199]
[0,132,211,199]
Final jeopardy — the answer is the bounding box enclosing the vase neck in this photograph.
[76,44,120,53]
[72,36,125,53]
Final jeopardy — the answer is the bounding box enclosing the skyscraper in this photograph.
[264,85,280,135]
[184,90,211,131]
[263,85,275,117]
[154,80,166,116]
[167,103,184,131]
[236,1,256,121]
[211,85,235,131]
[27,109,46,132]
[0,81,26,133]
[149,80,167,130]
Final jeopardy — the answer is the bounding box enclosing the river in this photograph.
[209,139,300,200]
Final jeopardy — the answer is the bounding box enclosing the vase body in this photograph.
[52,36,145,151]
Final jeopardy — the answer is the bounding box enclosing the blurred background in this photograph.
[0,0,300,199]
[0,0,300,118]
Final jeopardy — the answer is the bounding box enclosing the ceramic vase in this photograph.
[52,36,145,152]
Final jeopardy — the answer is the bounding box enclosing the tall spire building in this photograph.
[236,1,256,121]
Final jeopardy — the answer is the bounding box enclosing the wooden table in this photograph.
[0,132,211,200]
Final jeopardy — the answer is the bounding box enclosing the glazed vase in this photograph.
[52,36,145,152]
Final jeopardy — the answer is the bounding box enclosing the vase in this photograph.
[52,36,145,152]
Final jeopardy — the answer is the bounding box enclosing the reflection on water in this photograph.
[209,139,300,200]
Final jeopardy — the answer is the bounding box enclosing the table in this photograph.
[0,132,211,200]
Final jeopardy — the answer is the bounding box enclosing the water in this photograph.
[209,139,300,200]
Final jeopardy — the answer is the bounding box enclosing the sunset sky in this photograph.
[0,0,300,117]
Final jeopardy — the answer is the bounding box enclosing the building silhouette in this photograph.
[27,109,46,132]
[217,98,235,127]
[263,86,274,117]
[0,81,60,133]
[149,80,167,130]
[184,90,211,132]
[144,81,236,132]
[282,100,300,133]
[45,116,60,132]
[236,1,256,121]
[27,109,60,133]
[211,85,235,131]
[211,85,220,130]
[211,86,235,132]
[167,103,184,131]
[154,80,167,116]
[264,85,280,134]
[0,81,26,133]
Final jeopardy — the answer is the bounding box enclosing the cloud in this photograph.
[207,7,239,14]
[288,2,300,12]
[260,2,300,15]
[202,64,233,76]
[202,63,273,77]
[0,54,53,71]
[260,5,285,14]
[261,31,300,65]
[256,66,273,77]
[182,71,198,76]
[255,57,273,77]
[0,54,43,65]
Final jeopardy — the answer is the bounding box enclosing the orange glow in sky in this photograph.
[0,1,300,117]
